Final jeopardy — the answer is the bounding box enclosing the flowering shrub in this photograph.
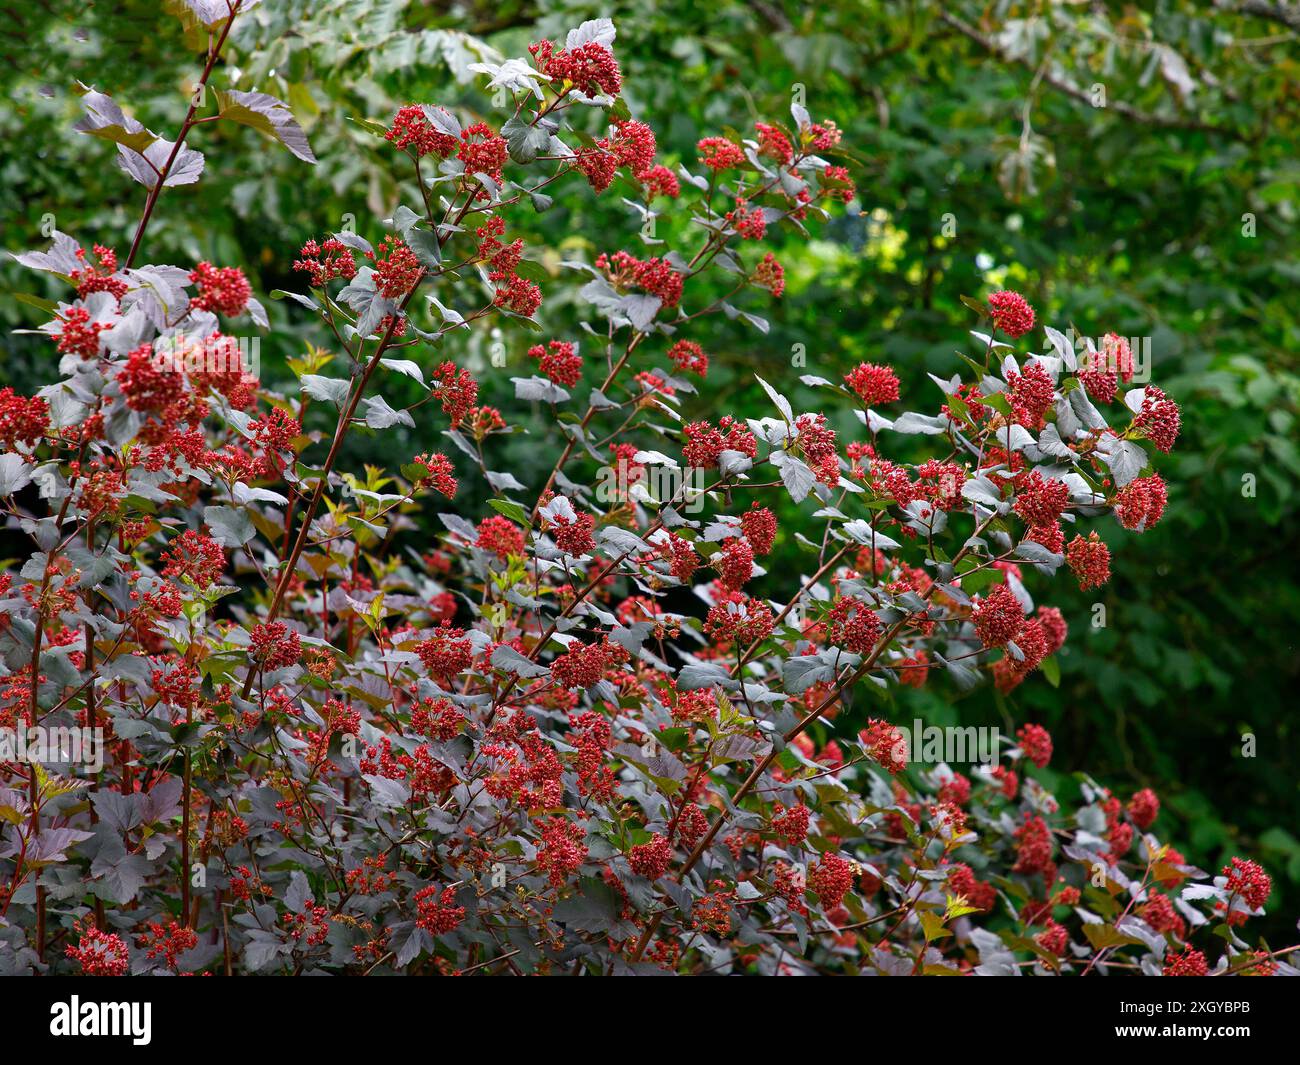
[0,11,1288,977]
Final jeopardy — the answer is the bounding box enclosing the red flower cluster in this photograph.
[726,198,766,240]
[457,122,509,189]
[411,452,458,498]
[0,388,49,450]
[1067,532,1111,590]
[741,505,777,555]
[1140,893,1186,938]
[697,136,745,171]
[1013,470,1070,526]
[1079,334,1135,404]
[1128,787,1160,829]
[529,38,622,97]
[609,119,657,179]
[682,416,757,468]
[705,592,775,645]
[844,362,900,406]
[432,362,479,427]
[860,719,907,774]
[1133,386,1182,453]
[821,165,856,203]
[629,834,672,880]
[828,597,882,654]
[138,919,198,969]
[1017,724,1054,769]
[1114,473,1167,531]
[770,803,811,845]
[595,250,683,309]
[552,511,596,556]
[538,817,588,886]
[414,885,465,935]
[476,515,525,560]
[161,529,226,588]
[65,922,130,976]
[250,621,302,670]
[55,306,108,358]
[1223,857,1271,910]
[716,537,754,591]
[810,853,854,907]
[530,340,583,386]
[368,236,422,299]
[385,105,459,158]
[190,261,251,316]
[71,244,127,300]
[972,584,1024,648]
[754,122,793,165]
[656,532,700,582]
[551,637,627,690]
[1006,362,1055,429]
[987,289,1035,338]
[752,252,785,296]
[1163,946,1208,976]
[993,614,1050,692]
[293,237,358,286]
[415,623,474,677]
[1036,606,1068,656]
[639,165,679,199]
[667,339,709,377]
[410,696,465,742]
[575,143,618,193]
[806,120,841,152]
[118,343,178,411]
[1012,814,1054,876]
[948,863,996,912]
[1035,919,1069,956]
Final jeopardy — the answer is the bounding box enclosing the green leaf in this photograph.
[348,116,392,139]
[487,498,531,526]
[501,114,553,164]
[919,909,951,941]
[72,84,158,155]
[407,227,443,270]
[1040,655,1060,688]
[1082,923,1142,951]
[981,392,1013,417]
[269,288,319,310]
[300,374,351,405]
[203,505,256,547]
[9,291,58,314]
[213,88,317,163]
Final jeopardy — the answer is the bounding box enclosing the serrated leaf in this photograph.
[203,505,255,547]
[213,88,317,163]
[300,374,351,405]
[501,114,553,163]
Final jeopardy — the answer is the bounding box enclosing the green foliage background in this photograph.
[3,1,1296,933]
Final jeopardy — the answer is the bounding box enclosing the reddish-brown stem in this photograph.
[733,543,851,671]
[530,342,640,520]
[124,2,244,269]
[628,510,999,962]
[240,181,488,699]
